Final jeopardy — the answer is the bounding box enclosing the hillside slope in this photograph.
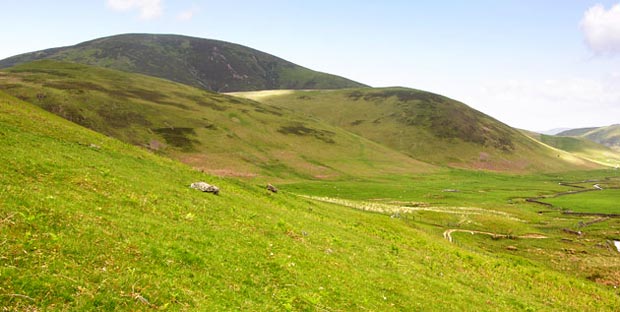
[522,130,620,167]
[0,33,367,92]
[233,88,600,172]
[558,125,620,151]
[556,127,599,137]
[2,91,620,311]
[0,60,429,179]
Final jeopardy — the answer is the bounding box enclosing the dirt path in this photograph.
[301,195,523,221]
[443,229,547,243]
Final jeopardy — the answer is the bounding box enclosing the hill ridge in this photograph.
[557,124,620,150]
[0,33,367,92]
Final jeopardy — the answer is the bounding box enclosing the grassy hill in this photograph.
[556,127,599,137]
[0,34,367,92]
[584,125,620,149]
[558,125,620,150]
[233,88,600,172]
[3,87,620,310]
[523,130,620,167]
[0,60,430,180]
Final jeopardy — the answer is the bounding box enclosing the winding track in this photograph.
[442,229,547,243]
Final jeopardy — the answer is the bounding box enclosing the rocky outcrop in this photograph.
[267,183,278,193]
[190,182,219,195]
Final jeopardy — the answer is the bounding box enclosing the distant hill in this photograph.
[522,130,620,167]
[0,33,367,92]
[0,60,429,179]
[232,88,600,172]
[537,127,571,135]
[557,125,620,150]
[556,127,599,137]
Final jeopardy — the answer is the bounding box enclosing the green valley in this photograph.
[2,87,620,310]
[1,31,620,312]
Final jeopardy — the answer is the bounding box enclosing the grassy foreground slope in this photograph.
[234,89,599,172]
[0,34,367,92]
[0,60,430,179]
[2,94,619,310]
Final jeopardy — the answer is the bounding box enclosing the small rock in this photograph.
[442,189,460,193]
[267,183,278,193]
[506,246,518,251]
[89,143,101,149]
[190,182,219,195]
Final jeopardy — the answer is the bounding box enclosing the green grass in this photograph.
[3,90,620,310]
[282,169,620,292]
[0,60,432,180]
[234,88,602,173]
[542,189,620,214]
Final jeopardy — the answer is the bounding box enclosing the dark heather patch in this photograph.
[350,120,365,126]
[9,68,73,77]
[177,94,227,111]
[227,97,244,105]
[204,122,218,130]
[347,91,364,100]
[153,127,198,151]
[254,106,283,116]
[155,101,191,110]
[43,81,107,92]
[97,107,152,128]
[278,123,335,144]
[43,102,89,126]
[364,90,444,102]
[0,83,21,90]
[123,88,168,102]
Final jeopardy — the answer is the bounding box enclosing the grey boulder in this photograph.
[190,182,220,195]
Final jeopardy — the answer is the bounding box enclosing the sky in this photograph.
[2,0,620,131]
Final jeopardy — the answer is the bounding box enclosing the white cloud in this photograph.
[177,7,199,21]
[107,0,163,20]
[581,3,620,54]
[463,76,620,130]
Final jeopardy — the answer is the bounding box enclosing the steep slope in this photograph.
[0,60,430,179]
[0,33,366,92]
[522,130,620,167]
[232,88,600,172]
[2,91,620,311]
[558,125,620,151]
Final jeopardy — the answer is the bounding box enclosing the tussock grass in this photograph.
[2,91,620,310]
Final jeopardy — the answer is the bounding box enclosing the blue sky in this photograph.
[2,0,620,130]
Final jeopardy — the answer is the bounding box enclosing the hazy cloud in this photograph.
[177,7,198,21]
[469,76,620,129]
[107,0,163,20]
[581,3,620,54]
